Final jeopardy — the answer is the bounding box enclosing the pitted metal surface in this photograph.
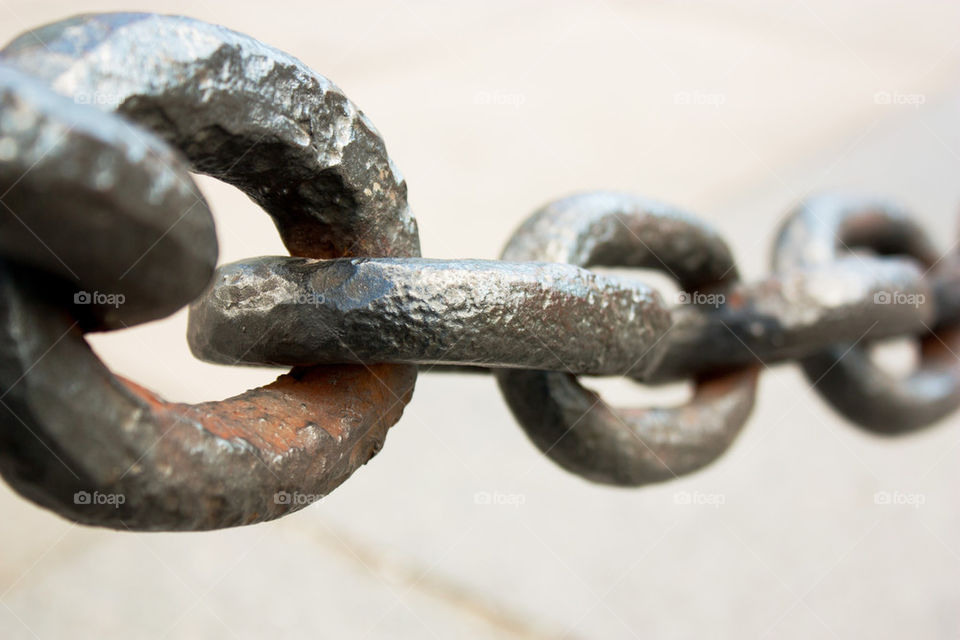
[499,191,739,291]
[188,257,671,377]
[189,248,943,385]
[0,13,418,530]
[0,12,419,260]
[495,192,759,486]
[0,265,414,530]
[0,13,958,530]
[0,65,217,329]
[647,256,934,382]
[774,194,960,433]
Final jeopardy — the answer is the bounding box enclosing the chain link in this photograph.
[0,13,418,531]
[0,13,958,529]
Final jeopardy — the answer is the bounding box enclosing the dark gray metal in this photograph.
[646,256,935,383]
[0,264,415,530]
[0,12,419,260]
[0,65,217,329]
[0,13,958,528]
[932,254,960,329]
[494,192,759,486]
[0,13,420,530]
[187,256,671,377]
[773,193,960,433]
[187,254,938,384]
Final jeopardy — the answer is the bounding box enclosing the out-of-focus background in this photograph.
[1,1,959,638]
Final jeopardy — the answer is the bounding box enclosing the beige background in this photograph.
[1,1,959,638]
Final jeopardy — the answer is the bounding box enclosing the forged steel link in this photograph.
[773,195,960,433]
[0,13,419,530]
[493,192,761,485]
[0,12,958,530]
[188,257,672,377]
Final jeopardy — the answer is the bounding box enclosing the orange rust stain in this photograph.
[280,222,343,259]
[117,364,417,455]
[694,365,761,399]
[921,327,960,366]
[724,288,747,310]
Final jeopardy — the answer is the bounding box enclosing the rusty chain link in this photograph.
[0,13,958,530]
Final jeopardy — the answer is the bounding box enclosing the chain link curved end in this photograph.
[0,65,218,330]
[495,192,759,486]
[0,13,419,530]
[774,194,960,434]
[0,265,416,530]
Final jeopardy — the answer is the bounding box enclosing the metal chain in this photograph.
[0,13,958,531]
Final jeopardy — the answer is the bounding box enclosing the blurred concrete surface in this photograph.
[1,1,959,638]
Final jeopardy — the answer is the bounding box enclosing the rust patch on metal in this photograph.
[117,364,416,455]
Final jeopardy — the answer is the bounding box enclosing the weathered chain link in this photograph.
[0,13,958,530]
[0,13,419,531]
